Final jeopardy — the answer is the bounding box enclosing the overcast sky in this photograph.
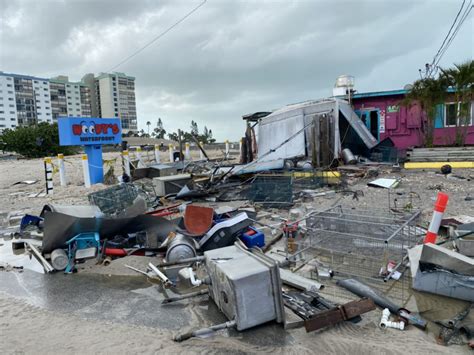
[0,0,472,140]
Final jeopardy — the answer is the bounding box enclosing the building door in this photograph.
[356,109,380,141]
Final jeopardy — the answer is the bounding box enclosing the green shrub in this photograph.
[0,123,79,158]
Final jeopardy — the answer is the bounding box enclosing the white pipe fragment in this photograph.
[57,154,67,186]
[380,308,405,330]
[187,267,203,286]
[136,146,145,168]
[81,154,91,188]
[225,140,230,157]
[169,144,174,162]
[122,150,131,177]
[154,144,161,163]
[185,143,191,160]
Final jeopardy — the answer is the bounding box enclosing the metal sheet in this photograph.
[338,101,378,149]
[258,114,305,161]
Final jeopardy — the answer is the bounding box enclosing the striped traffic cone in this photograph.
[423,192,449,244]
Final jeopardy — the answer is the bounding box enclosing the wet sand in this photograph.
[0,155,473,353]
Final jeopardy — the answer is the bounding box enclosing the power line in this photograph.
[430,0,465,70]
[107,0,207,72]
[427,0,473,76]
[433,2,473,70]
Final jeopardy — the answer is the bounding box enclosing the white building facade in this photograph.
[0,71,136,132]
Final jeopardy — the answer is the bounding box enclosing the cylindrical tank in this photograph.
[51,248,69,271]
[284,160,295,169]
[296,160,313,170]
[341,148,357,164]
[166,234,197,263]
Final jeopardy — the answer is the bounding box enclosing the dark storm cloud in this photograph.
[0,0,472,139]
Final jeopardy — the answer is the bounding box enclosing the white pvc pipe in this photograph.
[185,143,191,160]
[169,144,174,162]
[136,146,145,168]
[187,267,202,286]
[122,150,131,177]
[57,153,67,186]
[380,308,405,330]
[82,154,91,188]
[225,140,230,157]
[154,144,161,164]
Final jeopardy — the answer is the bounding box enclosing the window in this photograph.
[45,107,50,109]
[7,84,12,87]
[44,88,48,91]
[43,81,47,84]
[66,84,70,87]
[445,102,473,127]
[8,98,13,101]
[34,80,38,84]
[44,94,48,97]
[10,111,15,114]
[9,104,13,107]
[6,77,12,80]
[46,113,50,116]
[45,100,50,103]
[8,91,13,94]
[0,111,4,114]
[67,90,71,93]
[67,96,71,99]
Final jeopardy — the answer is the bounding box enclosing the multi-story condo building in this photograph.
[0,71,137,132]
[0,72,53,129]
[50,76,92,120]
[92,72,138,132]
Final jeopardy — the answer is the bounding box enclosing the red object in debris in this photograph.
[245,228,256,236]
[424,192,449,244]
[105,248,128,256]
[105,248,146,257]
[184,205,214,235]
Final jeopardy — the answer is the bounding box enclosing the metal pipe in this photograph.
[157,256,205,267]
[125,264,151,277]
[26,242,54,273]
[174,320,236,342]
[385,210,421,243]
[148,263,173,287]
[162,289,209,304]
[337,278,427,329]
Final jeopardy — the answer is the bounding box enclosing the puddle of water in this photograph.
[0,239,45,273]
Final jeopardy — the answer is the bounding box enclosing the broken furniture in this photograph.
[63,232,100,273]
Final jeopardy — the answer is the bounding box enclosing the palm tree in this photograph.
[404,76,448,147]
[146,121,151,136]
[440,60,474,145]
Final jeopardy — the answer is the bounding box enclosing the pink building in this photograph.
[351,89,474,149]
